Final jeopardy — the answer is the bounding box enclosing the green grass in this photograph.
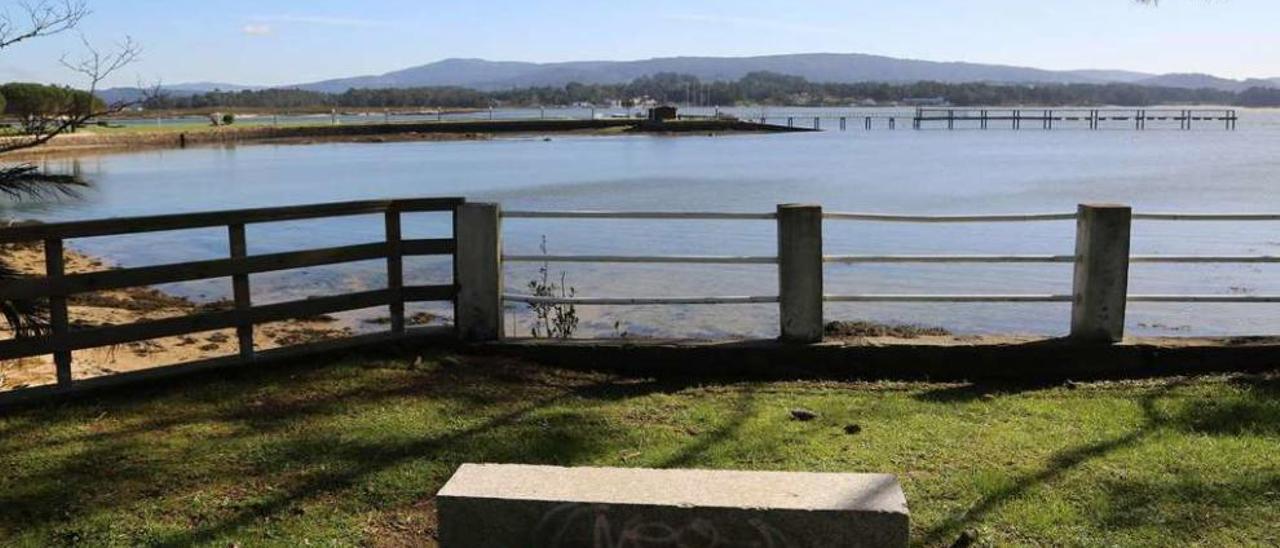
[1,354,1277,546]
[80,119,333,135]
[84,122,215,133]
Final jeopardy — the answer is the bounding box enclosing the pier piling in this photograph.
[910,107,1236,131]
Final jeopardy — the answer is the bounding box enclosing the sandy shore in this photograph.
[2,118,790,159]
[1,128,498,160]
[0,241,361,391]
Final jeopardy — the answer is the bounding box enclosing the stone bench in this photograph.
[436,464,909,547]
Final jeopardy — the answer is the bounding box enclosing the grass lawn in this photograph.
[1,353,1277,546]
[78,120,332,135]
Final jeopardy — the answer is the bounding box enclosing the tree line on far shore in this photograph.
[4,73,1279,120]
[131,72,1280,111]
[0,82,105,126]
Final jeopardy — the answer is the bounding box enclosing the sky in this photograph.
[0,0,1277,88]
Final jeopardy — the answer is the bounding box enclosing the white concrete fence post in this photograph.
[1070,203,1132,343]
[455,203,504,341]
[778,204,824,343]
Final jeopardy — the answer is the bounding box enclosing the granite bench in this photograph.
[436,463,909,547]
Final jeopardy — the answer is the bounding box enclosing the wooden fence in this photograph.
[7,197,1280,404]
[0,197,464,404]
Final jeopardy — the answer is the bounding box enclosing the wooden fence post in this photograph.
[1071,204,1132,343]
[44,238,71,386]
[455,203,503,341]
[778,204,824,343]
[385,207,405,334]
[228,224,254,360]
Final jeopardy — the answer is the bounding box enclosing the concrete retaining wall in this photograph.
[475,337,1280,382]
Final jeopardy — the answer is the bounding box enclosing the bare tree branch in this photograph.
[0,34,143,155]
[59,33,140,91]
[0,0,87,50]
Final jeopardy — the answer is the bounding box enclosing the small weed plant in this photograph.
[527,236,579,339]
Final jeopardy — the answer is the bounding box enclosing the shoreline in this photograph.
[5,239,1280,391]
[0,241,367,391]
[3,118,806,159]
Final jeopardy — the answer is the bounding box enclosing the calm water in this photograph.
[8,107,1280,338]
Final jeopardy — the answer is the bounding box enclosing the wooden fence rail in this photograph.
[11,196,1280,405]
[0,197,464,404]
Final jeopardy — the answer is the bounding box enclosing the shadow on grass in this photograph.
[911,381,1059,403]
[0,352,715,545]
[919,374,1280,545]
[656,385,760,469]
[3,353,1276,546]
[1095,473,1280,537]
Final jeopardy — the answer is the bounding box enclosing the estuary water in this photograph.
[6,107,1280,338]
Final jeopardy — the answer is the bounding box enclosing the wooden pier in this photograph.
[912,108,1238,130]
[762,116,901,131]
[750,108,1238,132]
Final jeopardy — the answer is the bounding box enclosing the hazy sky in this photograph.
[0,0,1276,87]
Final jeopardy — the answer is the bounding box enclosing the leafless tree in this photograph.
[0,0,85,50]
[0,1,146,337]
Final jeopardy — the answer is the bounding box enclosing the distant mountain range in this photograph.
[99,53,1280,102]
[1129,73,1280,92]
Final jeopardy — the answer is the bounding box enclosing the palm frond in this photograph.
[0,261,49,338]
[0,164,86,201]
